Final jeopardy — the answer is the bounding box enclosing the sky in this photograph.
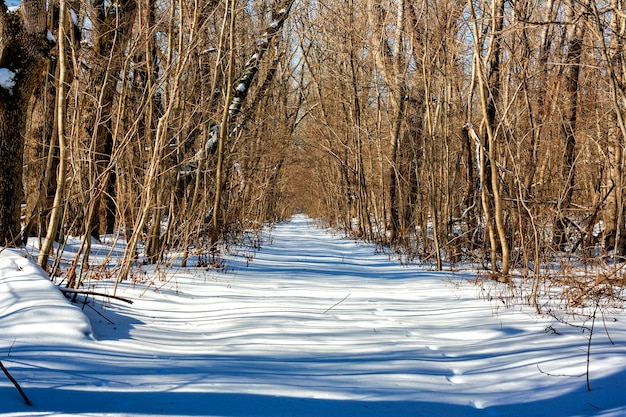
[1,214,626,416]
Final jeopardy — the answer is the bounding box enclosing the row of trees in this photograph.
[284,0,626,309]
[1,0,298,286]
[1,0,625,309]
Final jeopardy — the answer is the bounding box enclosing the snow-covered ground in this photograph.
[1,214,625,416]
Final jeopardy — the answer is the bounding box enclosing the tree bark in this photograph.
[554,0,587,250]
[0,0,49,246]
[22,58,57,244]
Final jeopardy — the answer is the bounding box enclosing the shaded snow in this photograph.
[1,215,626,416]
[69,9,78,25]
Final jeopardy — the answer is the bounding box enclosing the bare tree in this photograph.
[39,0,69,268]
[366,0,408,244]
[466,0,510,276]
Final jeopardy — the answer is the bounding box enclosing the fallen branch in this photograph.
[536,364,585,378]
[323,293,350,314]
[0,360,32,406]
[58,287,133,304]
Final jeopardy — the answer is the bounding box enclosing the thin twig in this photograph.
[536,364,585,378]
[601,309,615,345]
[323,293,350,314]
[586,303,599,391]
[0,360,32,406]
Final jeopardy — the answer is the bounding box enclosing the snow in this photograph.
[0,68,16,91]
[69,9,78,25]
[190,125,219,163]
[0,248,92,343]
[200,47,218,55]
[228,96,242,114]
[1,214,626,416]
[256,36,270,48]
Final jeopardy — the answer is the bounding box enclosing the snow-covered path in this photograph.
[1,214,626,416]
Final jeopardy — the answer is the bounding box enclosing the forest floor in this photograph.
[1,214,626,416]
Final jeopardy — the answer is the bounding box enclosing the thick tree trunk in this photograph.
[0,101,24,246]
[0,1,49,246]
[23,60,57,244]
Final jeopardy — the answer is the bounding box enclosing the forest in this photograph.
[1,0,625,313]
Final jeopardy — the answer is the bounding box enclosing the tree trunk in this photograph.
[0,97,24,246]
[467,0,509,276]
[39,0,69,269]
[0,0,49,246]
[366,0,406,244]
[73,0,137,239]
[591,0,626,256]
[554,0,587,250]
[23,59,57,244]
[210,0,236,249]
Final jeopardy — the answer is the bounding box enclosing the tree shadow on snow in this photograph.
[1,339,625,417]
[1,373,625,417]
